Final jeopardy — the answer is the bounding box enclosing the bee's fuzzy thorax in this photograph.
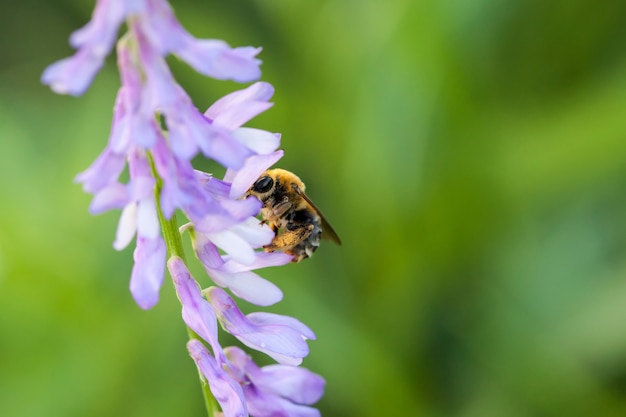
[247,168,340,262]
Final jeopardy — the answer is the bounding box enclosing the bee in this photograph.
[246,168,341,262]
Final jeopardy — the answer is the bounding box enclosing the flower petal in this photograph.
[254,365,325,405]
[247,312,316,341]
[75,147,126,194]
[134,0,187,54]
[226,150,283,199]
[168,257,220,350]
[200,126,252,170]
[221,251,293,273]
[244,383,321,417]
[152,138,217,221]
[178,41,262,83]
[187,340,248,417]
[89,182,130,214]
[225,346,324,413]
[205,45,262,83]
[166,109,204,160]
[193,238,284,306]
[130,236,166,309]
[192,234,225,270]
[137,27,181,109]
[206,82,274,123]
[41,49,104,96]
[228,217,275,248]
[194,197,261,234]
[208,230,256,266]
[212,102,273,132]
[113,202,138,250]
[69,0,129,53]
[207,288,312,365]
[200,175,230,199]
[232,128,280,154]
[136,199,160,240]
[209,269,283,307]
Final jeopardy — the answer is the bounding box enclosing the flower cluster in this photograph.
[42,1,324,416]
[175,259,324,417]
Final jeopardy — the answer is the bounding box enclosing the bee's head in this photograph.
[252,175,274,192]
[247,174,275,200]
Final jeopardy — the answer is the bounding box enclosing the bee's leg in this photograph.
[287,250,309,263]
[271,201,292,218]
[258,218,279,235]
[264,224,313,253]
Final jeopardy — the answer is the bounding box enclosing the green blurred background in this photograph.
[3,0,626,416]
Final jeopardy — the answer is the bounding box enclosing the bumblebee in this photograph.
[247,168,341,262]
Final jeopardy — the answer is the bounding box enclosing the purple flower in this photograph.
[42,0,261,96]
[130,236,166,309]
[86,148,166,309]
[191,167,268,235]
[205,82,283,199]
[192,228,290,306]
[182,154,292,307]
[171,257,322,415]
[169,256,222,357]
[53,0,282,310]
[45,1,327,414]
[226,346,325,417]
[188,340,247,417]
[207,287,316,366]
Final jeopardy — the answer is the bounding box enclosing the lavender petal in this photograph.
[226,150,284,199]
[130,236,166,309]
[207,230,256,266]
[244,384,321,417]
[74,147,126,194]
[206,82,274,128]
[232,128,281,154]
[168,257,220,351]
[113,203,138,251]
[89,182,130,214]
[41,49,104,96]
[253,365,326,405]
[209,269,283,307]
[69,0,129,53]
[207,288,312,365]
[187,340,248,417]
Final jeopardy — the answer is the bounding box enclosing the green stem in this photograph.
[159,206,186,260]
[150,154,220,417]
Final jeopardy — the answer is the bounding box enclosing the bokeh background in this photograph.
[3,0,626,416]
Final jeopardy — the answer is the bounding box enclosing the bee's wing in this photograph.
[294,185,342,245]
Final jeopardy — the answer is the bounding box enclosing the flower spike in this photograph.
[44,1,325,415]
